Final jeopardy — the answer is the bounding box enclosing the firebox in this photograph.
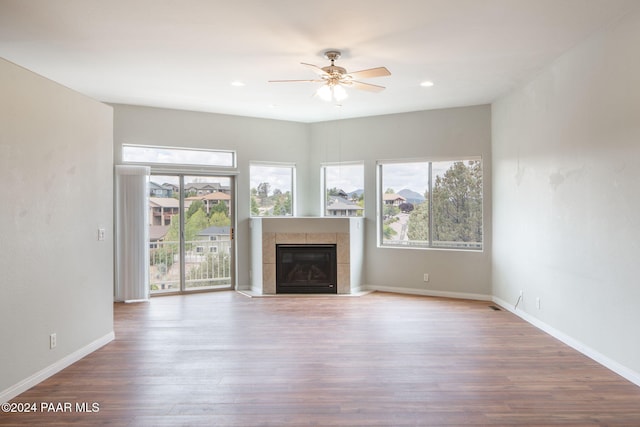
[276,244,337,294]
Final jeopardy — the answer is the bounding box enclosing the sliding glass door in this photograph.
[183,175,233,291]
[149,174,234,294]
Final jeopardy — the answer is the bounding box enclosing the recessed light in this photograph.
[231,81,245,87]
[420,81,434,87]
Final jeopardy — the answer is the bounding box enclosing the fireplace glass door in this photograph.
[276,244,337,294]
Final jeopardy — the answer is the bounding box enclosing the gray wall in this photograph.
[492,8,640,378]
[309,106,492,297]
[113,105,492,298]
[0,58,114,396]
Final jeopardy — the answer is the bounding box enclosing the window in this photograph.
[250,164,295,216]
[122,144,235,168]
[378,158,482,250]
[322,163,364,217]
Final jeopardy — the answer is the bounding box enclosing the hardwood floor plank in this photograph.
[3,291,640,426]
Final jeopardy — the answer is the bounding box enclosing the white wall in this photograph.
[309,106,493,298]
[112,105,309,289]
[492,7,640,379]
[0,58,114,399]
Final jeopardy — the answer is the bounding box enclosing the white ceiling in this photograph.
[0,0,637,123]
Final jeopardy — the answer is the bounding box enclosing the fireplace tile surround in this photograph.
[249,217,364,295]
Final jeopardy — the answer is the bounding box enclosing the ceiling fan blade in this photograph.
[349,80,386,92]
[268,79,324,83]
[347,67,391,79]
[301,62,330,76]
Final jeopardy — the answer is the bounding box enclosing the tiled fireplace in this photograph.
[249,217,364,294]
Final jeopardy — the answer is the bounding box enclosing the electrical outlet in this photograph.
[97,228,106,241]
[536,297,541,310]
[423,273,429,282]
[50,333,57,349]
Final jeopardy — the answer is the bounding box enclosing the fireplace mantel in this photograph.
[249,217,364,294]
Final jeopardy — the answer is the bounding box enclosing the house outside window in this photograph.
[378,158,483,250]
[322,163,364,217]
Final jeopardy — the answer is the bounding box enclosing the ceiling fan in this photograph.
[269,50,391,102]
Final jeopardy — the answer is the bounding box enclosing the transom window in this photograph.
[378,158,483,250]
[122,144,235,168]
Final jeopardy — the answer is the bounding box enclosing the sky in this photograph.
[150,162,463,194]
[123,145,234,167]
[324,164,364,193]
[381,161,456,193]
[151,175,231,187]
[249,165,293,194]
[126,143,467,195]
[320,162,457,194]
[382,162,429,194]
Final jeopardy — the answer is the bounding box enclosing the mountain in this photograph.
[348,189,364,198]
[398,188,425,204]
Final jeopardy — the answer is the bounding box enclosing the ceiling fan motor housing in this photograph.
[322,51,348,81]
[322,65,347,75]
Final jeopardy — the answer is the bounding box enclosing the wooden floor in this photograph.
[4,291,640,426]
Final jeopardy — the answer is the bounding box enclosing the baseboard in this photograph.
[492,296,640,388]
[236,289,373,298]
[364,284,492,301]
[0,331,115,404]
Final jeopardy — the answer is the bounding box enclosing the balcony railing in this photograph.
[149,239,232,294]
[382,239,482,250]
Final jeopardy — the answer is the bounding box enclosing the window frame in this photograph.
[376,156,483,251]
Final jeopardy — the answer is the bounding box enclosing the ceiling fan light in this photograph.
[333,85,348,101]
[317,85,332,102]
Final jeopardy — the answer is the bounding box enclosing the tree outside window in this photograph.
[250,164,294,216]
[379,159,482,250]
